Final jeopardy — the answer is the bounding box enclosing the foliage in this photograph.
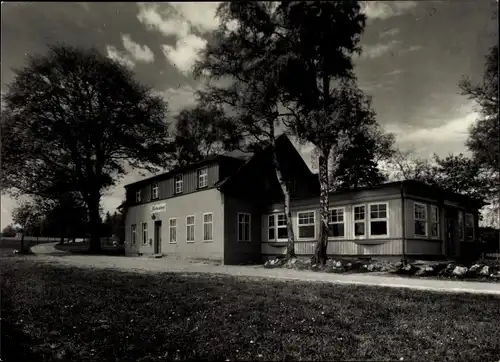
[171,104,243,167]
[2,260,500,361]
[1,224,19,237]
[102,211,125,242]
[330,122,395,191]
[1,44,172,251]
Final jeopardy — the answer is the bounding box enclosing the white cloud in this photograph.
[121,34,155,63]
[384,69,404,76]
[361,1,418,21]
[403,45,423,53]
[379,28,400,38]
[161,84,199,114]
[161,35,207,74]
[360,40,400,59]
[106,45,135,68]
[137,3,220,75]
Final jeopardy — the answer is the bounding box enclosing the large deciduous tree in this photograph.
[1,44,171,252]
[172,104,243,167]
[330,124,395,191]
[194,2,300,259]
[460,43,499,214]
[275,1,367,264]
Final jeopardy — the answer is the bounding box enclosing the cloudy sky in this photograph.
[1,1,498,228]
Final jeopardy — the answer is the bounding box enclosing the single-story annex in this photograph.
[119,135,486,264]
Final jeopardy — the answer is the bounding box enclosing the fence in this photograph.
[1,236,118,244]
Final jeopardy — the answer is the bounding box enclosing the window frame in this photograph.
[142,222,148,245]
[368,202,389,238]
[136,190,142,203]
[430,205,439,239]
[186,215,195,243]
[328,207,346,239]
[131,224,137,245]
[174,174,184,194]
[267,213,288,242]
[465,212,475,242]
[353,204,366,239]
[203,213,213,242]
[297,210,316,241]
[413,202,428,238]
[152,182,159,199]
[169,218,177,244]
[458,210,465,241]
[198,167,208,189]
[237,213,251,242]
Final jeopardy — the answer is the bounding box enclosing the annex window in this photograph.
[353,205,366,237]
[465,213,474,242]
[238,213,251,241]
[431,206,439,238]
[136,190,142,203]
[198,167,208,188]
[328,208,345,238]
[142,223,148,245]
[174,174,183,194]
[414,202,427,237]
[458,211,464,241]
[203,213,213,241]
[152,183,159,199]
[186,215,195,242]
[131,224,137,245]
[297,211,315,239]
[369,203,388,237]
[169,218,177,243]
[268,214,288,241]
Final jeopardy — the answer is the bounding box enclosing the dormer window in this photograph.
[136,190,142,203]
[152,182,159,199]
[198,167,208,188]
[174,174,183,194]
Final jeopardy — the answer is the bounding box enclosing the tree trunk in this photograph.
[312,149,330,265]
[87,194,102,253]
[20,232,25,253]
[271,146,296,259]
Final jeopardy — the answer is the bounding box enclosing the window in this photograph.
[328,208,345,238]
[152,183,159,199]
[131,224,137,245]
[369,203,388,237]
[268,214,288,241]
[353,205,366,237]
[237,213,251,241]
[431,206,439,238]
[297,211,315,239]
[142,223,148,245]
[465,213,474,241]
[169,218,177,243]
[186,215,195,242]
[414,203,427,237]
[198,167,208,188]
[174,174,183,194]
[203,213,213,241]
[458,211,464,241]
[136,190,142,203]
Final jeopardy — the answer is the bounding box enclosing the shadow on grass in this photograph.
[1,310,44,362]
[54,243,125,256]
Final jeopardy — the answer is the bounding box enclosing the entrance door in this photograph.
[154,221,162,254]
[444,208,457,258]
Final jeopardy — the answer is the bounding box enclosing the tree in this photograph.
[330,124,395,191]
[12,200,43,253]
[384,149,436,182]
[1,44,171,252]
[171,104,243,167]
[273,1,367,265]
[460,43,499,222]
[194,2,301,259]
[1,225,18,237]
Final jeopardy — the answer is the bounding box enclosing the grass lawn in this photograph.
[2,259,500,362]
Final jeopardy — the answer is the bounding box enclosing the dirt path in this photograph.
[30,243,500,296]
